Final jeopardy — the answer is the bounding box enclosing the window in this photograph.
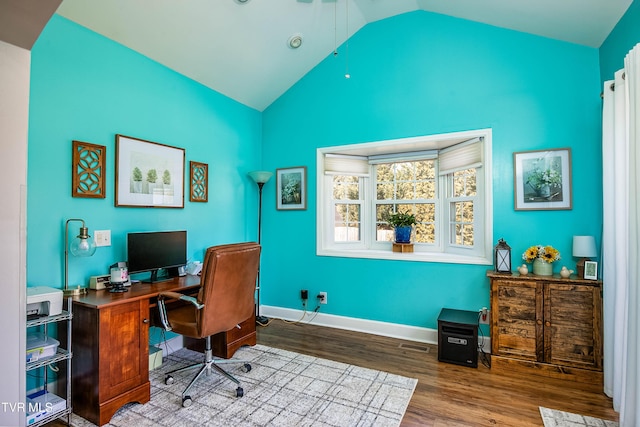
[317,129,492,264]
[374,159,437,245]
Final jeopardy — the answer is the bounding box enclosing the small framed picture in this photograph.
[276,166,307,210]
[584,261,598,280]
[189,161,208,203]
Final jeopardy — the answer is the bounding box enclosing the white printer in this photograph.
[27,287,63,317]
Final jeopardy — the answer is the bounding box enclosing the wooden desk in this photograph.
[71,276,200,426]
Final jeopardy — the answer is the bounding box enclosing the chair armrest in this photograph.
[157,291,204,331]
[159,291,204,309]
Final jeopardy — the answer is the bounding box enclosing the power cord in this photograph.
[156,327,178,359]
[477,311,491,368]
[256,299,323,327]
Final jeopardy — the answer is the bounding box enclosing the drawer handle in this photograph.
[536,320,542,325]
[143,318,150,324]
[545,321,551,327]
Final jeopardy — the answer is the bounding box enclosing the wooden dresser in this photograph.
[486,271,603,387]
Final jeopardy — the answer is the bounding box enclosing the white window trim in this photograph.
[316,128,493,265]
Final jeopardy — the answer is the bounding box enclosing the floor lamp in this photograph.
[248,171,272,325]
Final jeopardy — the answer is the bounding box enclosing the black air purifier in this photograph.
[437,308,479,368]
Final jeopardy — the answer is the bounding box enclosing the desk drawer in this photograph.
[225,316,255,342]
[185,312,256,359]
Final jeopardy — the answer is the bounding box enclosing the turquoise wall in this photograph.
[27,11,608,334]
[600,0,640,83]
[261,11,603,328]
[28,15,262,291]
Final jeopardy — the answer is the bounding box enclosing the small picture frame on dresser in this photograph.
[584,261,598,280]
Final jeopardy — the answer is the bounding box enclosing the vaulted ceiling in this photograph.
[48,0,633,111]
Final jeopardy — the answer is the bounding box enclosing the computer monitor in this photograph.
[127,231,187,283]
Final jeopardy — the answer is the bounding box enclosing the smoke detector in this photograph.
[288,34,303,49]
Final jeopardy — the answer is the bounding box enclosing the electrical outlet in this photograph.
[318,291,327,304]
[94,230,111,247]
[479,307,490,324]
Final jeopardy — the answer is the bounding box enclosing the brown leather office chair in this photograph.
[157,242,261,407]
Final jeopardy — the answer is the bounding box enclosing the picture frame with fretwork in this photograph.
[189,161,208,202]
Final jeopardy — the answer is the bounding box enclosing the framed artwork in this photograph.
[72,140,106,198]
[276,166,307,210]
[513,148,572,211]
[584,261,598,280]
[189,161,208,203]
[115,134,185,208]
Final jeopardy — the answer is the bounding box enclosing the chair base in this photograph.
[165,336,251,406]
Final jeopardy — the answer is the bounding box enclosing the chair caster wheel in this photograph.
[165,375,174,385]
[236,387,244,397]
[244,363,252,372]
[182,396,192,407]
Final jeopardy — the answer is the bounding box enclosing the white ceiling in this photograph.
[56,0,632,112]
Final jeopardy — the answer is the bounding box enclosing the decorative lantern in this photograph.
[494,238,512,273]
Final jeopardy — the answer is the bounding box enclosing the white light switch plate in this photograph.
[94,230,111,247]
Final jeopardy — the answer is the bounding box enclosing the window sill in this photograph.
[316,247,492,265]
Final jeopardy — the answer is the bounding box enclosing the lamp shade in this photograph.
[70,235,96,257]
[248,171,273,184]
[573,236,596,258]
[70,226,96,257]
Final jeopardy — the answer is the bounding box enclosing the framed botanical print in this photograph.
[276,166,307,210]
[584,261,598,280]
[115,134,185,208]
[513,148,572,211]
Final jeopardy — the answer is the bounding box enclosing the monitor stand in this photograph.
[109,282,128,293]
[148,269,173,284]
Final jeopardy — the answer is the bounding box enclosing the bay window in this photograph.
[317,129,492,264]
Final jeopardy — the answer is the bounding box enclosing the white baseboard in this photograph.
[261,305,491,353]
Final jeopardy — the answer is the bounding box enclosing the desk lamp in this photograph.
[64,218,97,296]
[248,171,272,325]
[573,235,596,279]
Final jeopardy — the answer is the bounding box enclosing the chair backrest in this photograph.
[196,242,261,337]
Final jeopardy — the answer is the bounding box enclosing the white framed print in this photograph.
[276,166,307,210]
[115,134,185,208]
[584,260,598,280]
[513,148,572,211]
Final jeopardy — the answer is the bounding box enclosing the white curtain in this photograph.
[602,43,640,427]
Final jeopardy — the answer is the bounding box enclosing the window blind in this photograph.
[439,138,483,175]
[324,154,369,176]
[368,150,438,164]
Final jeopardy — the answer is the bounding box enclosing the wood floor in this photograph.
[257,320,618,427]
[46,320,618,427]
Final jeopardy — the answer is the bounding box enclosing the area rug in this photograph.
[70,344,418,427]
[540,407,619,427]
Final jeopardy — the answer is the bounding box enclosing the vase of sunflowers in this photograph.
[522,245,561,276]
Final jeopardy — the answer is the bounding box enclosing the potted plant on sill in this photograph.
[387,212,416,244]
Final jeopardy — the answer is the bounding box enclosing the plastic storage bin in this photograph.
[26,334,59,363]
[26,390,66,425]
